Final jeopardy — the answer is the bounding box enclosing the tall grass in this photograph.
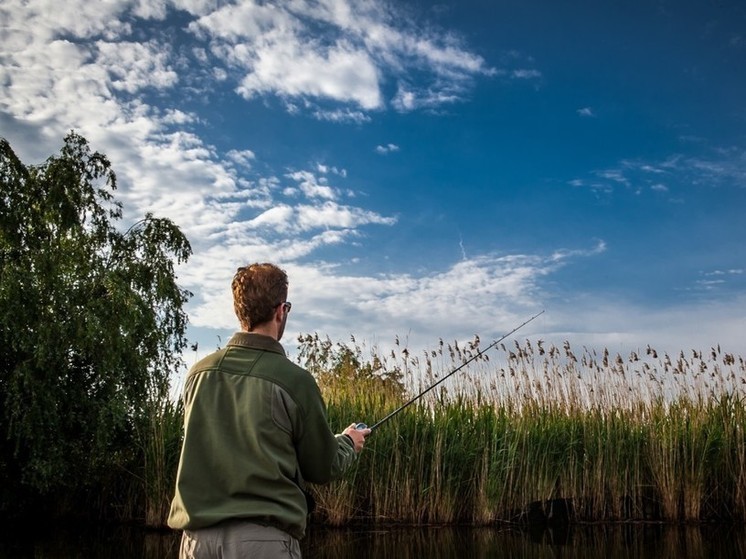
[132,334,745,528]
[306,336,746,526]
[113,385,183,527]
[139,394,183,527]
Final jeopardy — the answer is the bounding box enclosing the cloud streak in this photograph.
[569,148,746,197]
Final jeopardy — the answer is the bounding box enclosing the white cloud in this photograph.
[376,143,400,154]
[392,87,417,111]
[235,39,383,109]
[512,69,541,79]
[597,169,628,184]
[170,249,746,394]
[285,170,338,200]
[96,40,179,93]
[313,108,372,123]
[295,201,397,232]
[8,0,133,42]
[577,107,595,117]
[246,205,295,233]
[185,249,558,346]
[181,239,746,368]
[703,269,743,277]
[541,294,746,359]
[572,149,746,197]
[162,109,197,125]
[316,163,346,176]
[226,149,256,169]
[189,0,492,114]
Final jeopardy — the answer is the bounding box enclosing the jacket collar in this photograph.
[227,332,286,356]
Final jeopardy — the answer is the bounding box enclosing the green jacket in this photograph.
[167,332,357,539]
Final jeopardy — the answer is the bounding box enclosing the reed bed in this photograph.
[303,335,746,526]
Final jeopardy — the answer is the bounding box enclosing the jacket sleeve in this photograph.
[329,434,357,479]
[294,379,358,484]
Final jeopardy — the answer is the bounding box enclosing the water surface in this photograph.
[2,522,744,558]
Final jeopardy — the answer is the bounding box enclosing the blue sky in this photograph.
[2,0,745,370]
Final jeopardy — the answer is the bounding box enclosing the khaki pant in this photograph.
[179,520,301,559]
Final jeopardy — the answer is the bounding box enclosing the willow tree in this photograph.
[0,132,192,516]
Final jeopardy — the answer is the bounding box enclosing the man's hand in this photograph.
[342,423,371,453]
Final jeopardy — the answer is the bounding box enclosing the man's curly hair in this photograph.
[232,263,288,331]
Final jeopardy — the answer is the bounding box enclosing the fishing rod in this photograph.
[356,310,545,432]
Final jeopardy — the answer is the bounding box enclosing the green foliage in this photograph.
[0,132,192,511]
[297,333,406,406]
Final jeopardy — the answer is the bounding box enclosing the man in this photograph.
[168,262,370,558]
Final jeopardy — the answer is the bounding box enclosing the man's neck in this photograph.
[247,324,278,340]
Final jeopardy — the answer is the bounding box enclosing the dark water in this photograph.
[2,522,745,558]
